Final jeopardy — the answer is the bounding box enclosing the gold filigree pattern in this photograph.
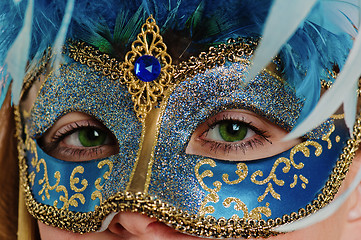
[173,38,258,81]
[251,141,322,201]
[195,159,222,216]
[36,159,61,201]
[94,160,113,190]
[68,36,260,122]
[223,197,271,220]
[122,16,174,120]
[257,183,281,202]
[55,185,86,209]
[68,16,175,121]
[70,166,88,192]
[68,41,123,81]
[195,159,222,193]
[222,162,248,185]
[92,159,113,205]
[322,124,336,149]
[25,131,38,186]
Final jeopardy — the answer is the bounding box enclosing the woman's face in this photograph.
[29,93,360,240]
[20,46,360,239]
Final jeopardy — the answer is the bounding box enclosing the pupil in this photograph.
[219,121,247,142]
[87,129,99,140]
[227,123,240,136]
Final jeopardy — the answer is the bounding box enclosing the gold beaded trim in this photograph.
[67,31,261,121]
[15,103,361,238]
[172,38,259,81]
[68,37,259,83]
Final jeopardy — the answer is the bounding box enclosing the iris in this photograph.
[219,121,247,142]
[78,128,107,147]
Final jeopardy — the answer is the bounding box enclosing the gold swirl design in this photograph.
[28,171,36,186]
[55,166,88,209]
[257,183,280,202]
[24,126,40,186]
[122,16,174,120]
[26,137,38,168]
[26,135,38,186]
[195,159,222,216]
[94,160,113,190]
[195,159,222,193]
[322,123,336,149]
[91,191,103,204]
[55,185,86,209]
[199,193,219,216]
[251,141,322,201]
[249,205,272,220]
[70,166,88,192]
[34,159,89,210]
[251,158,290,186]
[36,159,61,201]
[91,159,113,205]
[223,197,271,220]
[222,163,248,185]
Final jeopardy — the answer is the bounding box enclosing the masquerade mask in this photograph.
[16,12,360,240]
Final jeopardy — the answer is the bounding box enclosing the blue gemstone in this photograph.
[134,55,161,82]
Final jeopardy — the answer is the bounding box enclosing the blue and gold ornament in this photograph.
[2,0,361,238]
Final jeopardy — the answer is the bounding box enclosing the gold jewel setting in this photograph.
[67,17,261,121]
[68,16,174,121]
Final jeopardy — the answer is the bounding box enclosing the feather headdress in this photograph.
[0,0,359,233]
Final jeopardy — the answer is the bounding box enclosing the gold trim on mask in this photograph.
[16,107,361,238]
[68,16,175,121]
[16,15,361,239]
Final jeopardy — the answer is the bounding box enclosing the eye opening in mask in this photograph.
[37,111,119,162]
[185,109,302,161]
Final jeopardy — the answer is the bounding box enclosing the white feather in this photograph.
[246,0,318,82]
[274,161,361,232]
[52,0,75,70]
[308,0,359,37]
[5,0,34,105]
[285,26,361,140]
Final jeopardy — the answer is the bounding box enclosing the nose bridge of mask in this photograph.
[127,107,162,193]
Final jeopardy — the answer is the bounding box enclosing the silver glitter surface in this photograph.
[148,62,304,214]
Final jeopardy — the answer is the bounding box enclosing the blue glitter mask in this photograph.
[18,17,360,239]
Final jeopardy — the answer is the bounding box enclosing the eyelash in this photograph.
[40,121,107,158]
[199,114,272,155]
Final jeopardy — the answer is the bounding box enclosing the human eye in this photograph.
[38,112,118,161]
[186,110,302,161]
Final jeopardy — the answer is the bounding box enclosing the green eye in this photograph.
[218,121,248,142]
[78,128,107,147]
